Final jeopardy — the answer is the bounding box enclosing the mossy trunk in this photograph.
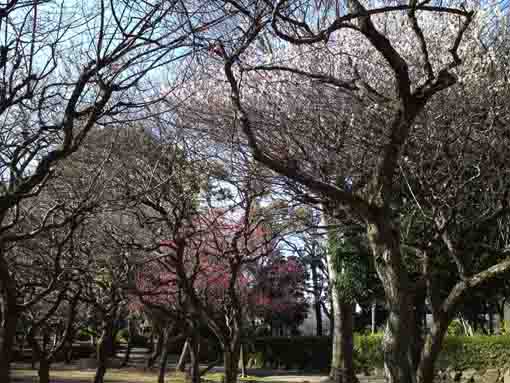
[368,222,415,383]
[322,210,356,383]
[330,300,356,383]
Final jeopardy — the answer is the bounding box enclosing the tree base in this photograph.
[330,367,359,383]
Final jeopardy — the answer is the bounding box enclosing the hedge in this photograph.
[245,336,332,371]
[245,335,510,372]
[438,336,510,370]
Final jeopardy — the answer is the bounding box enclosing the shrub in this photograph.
[244,335,510,372]
[76,327,96,342]
[438,335,510,370]
[447,320,465,337]
[355,334,384,372]
[245,336,331,370]
[116,328,130,343]
[244,335,383,371]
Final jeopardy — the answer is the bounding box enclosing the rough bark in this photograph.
[323,212,356,383]
[329,291,344,383]
[414,260,510,383]
[221,9,474,383]
[330,300,357,383]
[340,302,356,383]
[223,345,241,383]
[416,320,448,383]
[367,222,414,383]
[412,291,427,370]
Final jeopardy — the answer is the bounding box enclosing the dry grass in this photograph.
[11,369,264,383]
[11,368,184,383]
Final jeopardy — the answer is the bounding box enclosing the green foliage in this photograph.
[437,335,510,370]
[114,328,150,347]
[245,335,384,371]
[354,334,384,372]
[447,320,465,336]
[245,336,331,370]
[116,328,129,343]
[76,327,97,342]
[130,333,150,348]
[500,321,510,335]
[245,335,510,372]
[328,231,370,303]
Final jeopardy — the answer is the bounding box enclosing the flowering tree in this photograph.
[248,256,308,335]
[132,260,192,383]
[0,0,218,380]
[174,1,510,383]
[135,184,280,383]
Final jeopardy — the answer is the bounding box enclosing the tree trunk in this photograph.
[488,308,494,334]
[322,211,356,383]
[0,291,18,383]
[416,318,450,383]
[371,301,377,334]
[340,302,356,382]
[110,327,120,358]
[239,344,246,378]
[330,299,357,383]
[94,324,113,383]
[411,290,426,371]
[188,335,201,383]
[94,363,107,383]
[147,330,164,369]
[367,222,415,383]
[158,332,171,383]
[121,320,133,368]
[311,260,323,336]
[38,358,50,383]
[223,346,240,383]
[176,339,190,372]
[64,341,73,364]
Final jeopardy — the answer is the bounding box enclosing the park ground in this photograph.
[11,367,385,383]
[9,347,386,383]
